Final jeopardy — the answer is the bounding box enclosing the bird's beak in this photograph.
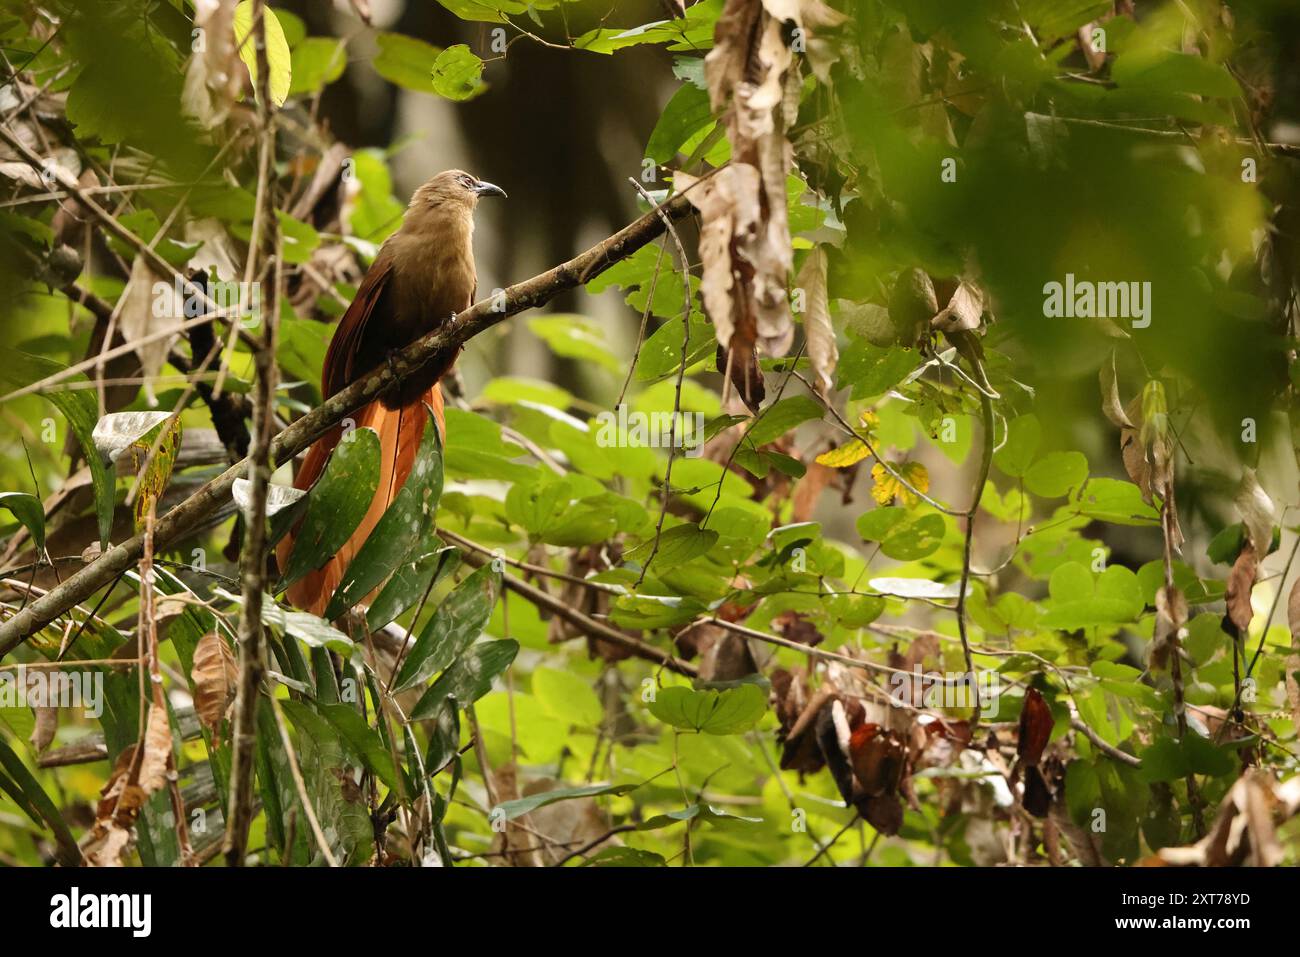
[474,180,507,199]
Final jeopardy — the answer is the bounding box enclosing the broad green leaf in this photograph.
[1023,450,1087,498]
[837,341,918,399]
[278,427,380,589]
[233,1,293,106]
[527,315,620,372]
[393,563,502,692]
[431,44,486,100]
[316,703,402,793]
[372,32,441,91]
[0,734,80,865]
[648,683,766,735]
[410,638,519,717]
[366,546,460,632]
[625,523,717,569]
[646,83,713,164]
[993,414,1041,478]
[533,668,602,726]
[746,396,823,446]
[326,415,443,618]
[495,780,639,821]
[288,37,346,96]
[0,492,44,552]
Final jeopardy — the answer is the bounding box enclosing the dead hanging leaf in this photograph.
[930,280,985,334]
[138,701,173,794]
[1235,469,1275,559]
[1225,543,1258,636]
[870,461,929,507]
[83,702,175,866]
[848,723,907,797]
[191,631,237,737]
[684,0,844,395]
[30,706,57,753]
[1016,687,1052,768]
[1149,584,1188,670]
[797,247,838,394]
[1099,351,1133,429]
[121,256,181,407]
[181,0,240,129]
[1155,771,1296,867]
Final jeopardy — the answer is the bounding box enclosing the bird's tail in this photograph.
[277,384,445,617]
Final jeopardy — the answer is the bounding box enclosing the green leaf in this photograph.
[838,341,918,399]
[1023,450,1087,498]
[993,414,1041,478]
[372,32,442,92]
[0,492,44,552]
[1112,50,1239,99]
[436,0,529,23]
[533,668,602,726]
[326,415,443,618]
[584,847,667,866]
[0,734,80,865]
[431,44,486,100]
[393,563,502,692]
[495,781,639,821]
[648,683,766,735]
[366,546,460,632]
[218,589,355,655]
[288,37,346,96]
[746,395,823,447]
[527,314,620,372]
[646,83,713,164]
[410,638,519,717]
[625,523,718,569]
[278,427,380,590]
[316,703,402,793]
[50,389,115,547]
[233,1,293,107]
[879,512,946,561]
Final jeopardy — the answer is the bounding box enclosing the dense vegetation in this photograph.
[1,0,1298,868]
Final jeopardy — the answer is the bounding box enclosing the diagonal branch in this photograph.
[0,193,694,657]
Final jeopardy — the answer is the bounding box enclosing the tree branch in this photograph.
[0,193,693,657]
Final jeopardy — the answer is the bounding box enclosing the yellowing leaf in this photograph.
[871,461,929,507]
[816,439,871,468]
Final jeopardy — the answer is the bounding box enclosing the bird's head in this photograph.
[412,169,507,212]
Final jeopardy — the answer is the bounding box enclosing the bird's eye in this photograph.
[459,176,475,189]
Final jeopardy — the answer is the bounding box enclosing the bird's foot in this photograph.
[385,349,404,385]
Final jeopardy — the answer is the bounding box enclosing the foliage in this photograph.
[0,0,1299,870]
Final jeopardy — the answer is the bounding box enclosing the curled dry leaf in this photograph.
[797,247,837,394]
[1235,468,1275,559]
[683,0,844,399]
[121,256,180,406]
[191,631,238,736]
[1155,771,1298,867]
[930,280,984,334]
[1149,583,1188,670]
[1225,543,1258,636]
[83,702,174,866]
[30,706,57,753]
[181,0,240,128]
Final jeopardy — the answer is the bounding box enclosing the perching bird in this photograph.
[278,169,506,616]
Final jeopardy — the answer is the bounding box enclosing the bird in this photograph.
[278,169,506,617]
